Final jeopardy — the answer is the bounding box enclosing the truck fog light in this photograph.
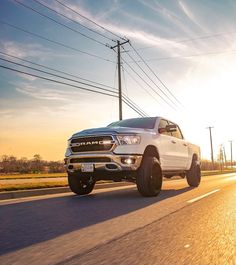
[121,157,135,165]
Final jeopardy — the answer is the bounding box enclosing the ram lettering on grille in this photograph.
[70,136,114,152]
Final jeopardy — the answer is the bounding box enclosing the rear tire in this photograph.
[136,156,162,197]
[68,173,95,195]
[186,157,201,187]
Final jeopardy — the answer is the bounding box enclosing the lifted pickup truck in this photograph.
[65,117,201,197]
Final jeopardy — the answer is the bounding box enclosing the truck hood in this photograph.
[71,126,154,138]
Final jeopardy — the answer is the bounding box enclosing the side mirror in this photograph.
[166,124,177,132]
[158,128,166,134]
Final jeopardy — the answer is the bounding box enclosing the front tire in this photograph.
[136,156,162,197]
[186,157,201,187]
[68,173,95,195]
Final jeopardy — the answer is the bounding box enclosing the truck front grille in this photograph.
[70,136,114,153]
[70,157,111,163]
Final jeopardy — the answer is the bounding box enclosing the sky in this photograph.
[1,0,236,161]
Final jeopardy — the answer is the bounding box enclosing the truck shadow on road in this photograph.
[0,185,194,255]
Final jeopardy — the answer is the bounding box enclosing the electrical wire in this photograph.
[0,51,114,89]
[14,0,108,47]
[122,54,176,110]
[0,64,117,97]
[0,57,117,94]
[54,0,127,41]
[0,59,146,116]
[0,52,147,116]
[0,20,115,63]
[32,0,115,42]
[123,66,157,102]
[124,49,177,108]
[121,65,148,117]
[129,42,182,106]
[122,98,146,117]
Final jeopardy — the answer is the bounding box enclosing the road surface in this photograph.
[0,173,236,265]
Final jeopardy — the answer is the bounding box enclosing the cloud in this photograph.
[0,40,71,61]
[178,1,207,32]
[15,83,77,101]
[45,0,187,53]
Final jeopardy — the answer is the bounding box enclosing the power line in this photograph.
[122,53,176,110]
[122,98,146,117]
[122,60,167,108]
[124,49,177,108]
[0,64,145,117]
[0,57,117,95]
[0,51,114,89]
[121,65,128,96]
[54,0,126,41]
[121,65,148,117]
[14,0,108,47]
[0,20,114,63]
[0,64,118,97]
[31,0,114,42]
[129,42,182,106]
[0,52,147,117]
[123,66,158,103]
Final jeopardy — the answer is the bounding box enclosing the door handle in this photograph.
[171,140,176,144]
[183,143,188,147]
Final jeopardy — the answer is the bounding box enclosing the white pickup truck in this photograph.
[65,117,201,197]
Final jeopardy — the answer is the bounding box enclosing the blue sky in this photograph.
[1,0,236,160]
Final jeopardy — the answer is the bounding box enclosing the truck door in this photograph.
[157,119,176,171]
[168,123,189,170]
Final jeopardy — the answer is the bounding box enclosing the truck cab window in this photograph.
[158,119,171,136]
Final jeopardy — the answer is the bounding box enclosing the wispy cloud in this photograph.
[0,40,71,61]
[15,84,74,101]
[47,0,187,52]
[178,1,207,32]
[14,82,94,102]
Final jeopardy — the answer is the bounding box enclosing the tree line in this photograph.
[0,154,65,174]
[0,154,233,174]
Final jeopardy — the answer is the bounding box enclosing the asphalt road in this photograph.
[0,173,236,265]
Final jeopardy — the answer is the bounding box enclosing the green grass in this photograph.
[0,173,67,180]
[1,170,236,192]
[0,180,68,192]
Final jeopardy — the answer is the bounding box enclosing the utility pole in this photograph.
[222,145,227,166]
[229,140,233,168]
[206,126,214,169]
[111,39,129,120]
[219,145,224,171]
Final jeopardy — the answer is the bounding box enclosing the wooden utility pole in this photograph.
[111,39,129,120]
[229,140,233,168]
[206,126,214,169]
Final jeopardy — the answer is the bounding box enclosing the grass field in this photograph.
[1,170,236,192]
[0,181,68,192]
[0,173,67,180]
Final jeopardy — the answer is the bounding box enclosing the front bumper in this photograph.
[65,153,143,173]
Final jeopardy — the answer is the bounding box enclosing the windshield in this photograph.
[107,117,157,129]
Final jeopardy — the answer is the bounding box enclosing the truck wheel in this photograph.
[137,157,162,197]
[68,173,95,195]
[186,157,201,187]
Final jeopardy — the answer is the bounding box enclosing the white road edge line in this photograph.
[187,189,220,203]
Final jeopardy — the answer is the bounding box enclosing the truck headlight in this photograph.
[117,135,141,145]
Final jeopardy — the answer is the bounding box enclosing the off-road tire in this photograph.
[186,157,201,187]
[137,156,162,197]
[68,173,95,195]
